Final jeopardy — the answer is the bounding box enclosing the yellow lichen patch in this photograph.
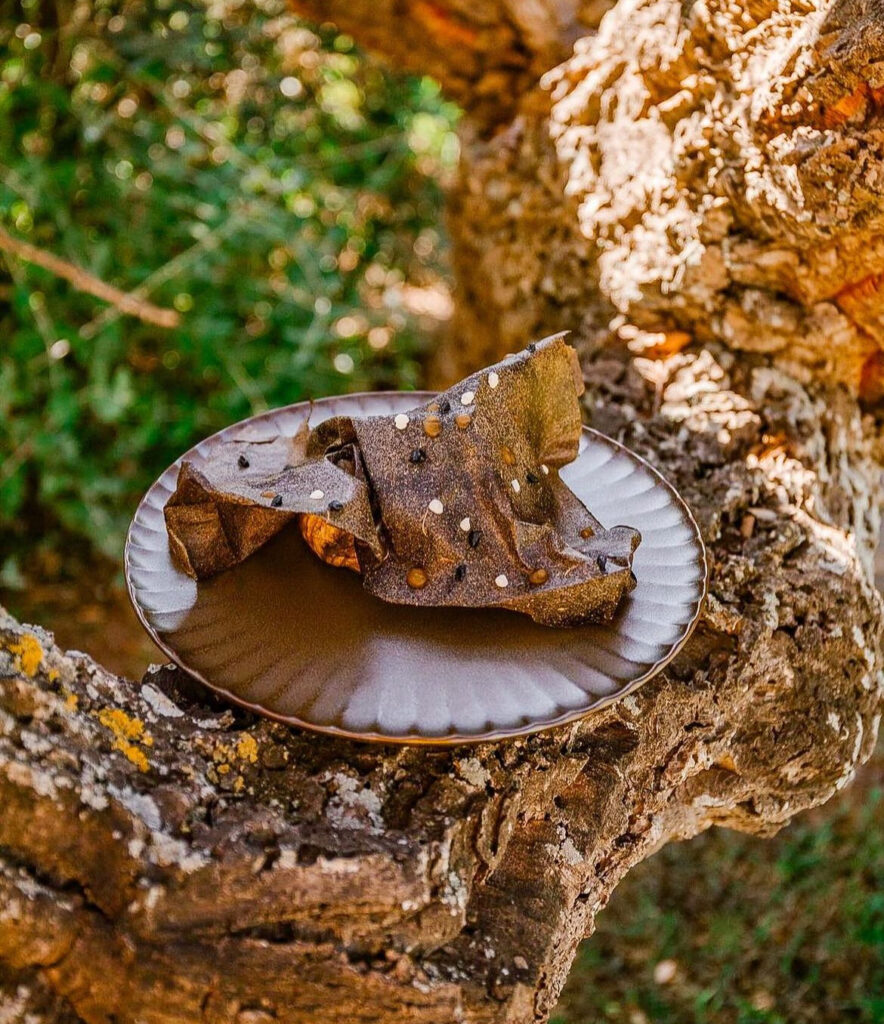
[236,734,259,764]
[98,708,147,742]
[211,735,259,768]
[48,668,60,684]
[8,633,43,677]
[62,689,79,712]
[97,708,153,771]
[233,776,245,794]
[117,741,150,772]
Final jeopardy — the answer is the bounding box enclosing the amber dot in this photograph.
[426,402,440,413]
[501,446,516,465]
[455,413,472,429]
[406,567,428,589]
[424,416,442,438]
[529,568,548,585]
[580,527,594,539]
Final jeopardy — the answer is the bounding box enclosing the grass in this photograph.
[553,745,883,1024]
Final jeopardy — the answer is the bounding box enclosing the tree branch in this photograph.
[1,332,881,1020]
[3,1,883,1020]
[0,226,180,331]
[439,0,884,392]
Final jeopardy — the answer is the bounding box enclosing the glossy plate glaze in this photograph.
[125,393,707,744]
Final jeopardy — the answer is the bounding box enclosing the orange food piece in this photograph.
[299,513,361,572]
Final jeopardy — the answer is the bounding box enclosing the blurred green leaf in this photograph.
[0,0,459,571]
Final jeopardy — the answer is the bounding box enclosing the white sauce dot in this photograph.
[511,479,521,493]
[495,574,509,588]
[460,391,475,406]
[310,490,324,499]
[487,372,499,389]
[541,464,549,475]
[428,499,444,515]
[394,413,410,430]
[459,516,471,532]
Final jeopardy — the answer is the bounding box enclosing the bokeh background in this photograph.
[0,2,881,1021]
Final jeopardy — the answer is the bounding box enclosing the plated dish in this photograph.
[126,352,706,743]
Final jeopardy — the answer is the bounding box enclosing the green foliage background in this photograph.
[0,0,458,580]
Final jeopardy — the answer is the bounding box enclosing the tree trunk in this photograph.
[2,0,883,1021]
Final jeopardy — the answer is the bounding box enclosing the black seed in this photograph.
[328,500,344,512]
[454,564,467,582]
[439,398,451,414]
[468,529,482,549]
[237,454,250,469]
[409,447,427,464]
[526,471,539,484]
[528,342,537,353]
[271,494,283,507]
[596,555,607,572]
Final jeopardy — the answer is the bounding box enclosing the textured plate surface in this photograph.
[125,393,706,744]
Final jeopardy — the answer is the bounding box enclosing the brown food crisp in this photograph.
[163,334,641,626]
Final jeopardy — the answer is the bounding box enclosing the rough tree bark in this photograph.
[2,0,884,1021]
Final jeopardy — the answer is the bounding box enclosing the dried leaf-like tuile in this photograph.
[164,334,641,626]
